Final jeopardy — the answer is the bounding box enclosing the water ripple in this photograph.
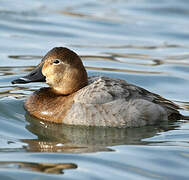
[0,0,189,179]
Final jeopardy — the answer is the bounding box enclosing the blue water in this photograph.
[0,0,189,179]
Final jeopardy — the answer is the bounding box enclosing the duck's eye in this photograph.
[53,59,61,65]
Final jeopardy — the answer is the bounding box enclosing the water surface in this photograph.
[0,0,189,179]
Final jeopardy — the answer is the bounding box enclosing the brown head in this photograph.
[12,47,88,95]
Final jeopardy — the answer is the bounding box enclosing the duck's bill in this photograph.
[11,64,46,84]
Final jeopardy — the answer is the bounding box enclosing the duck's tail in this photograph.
[182,115,189,120]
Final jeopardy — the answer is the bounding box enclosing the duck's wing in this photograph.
[133,85,181,118]
[137,87,180,110]
[75,76,180,113]
[64,76,181,127]
[74,76,130,104]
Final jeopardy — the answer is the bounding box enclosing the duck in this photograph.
[11,47,189,127]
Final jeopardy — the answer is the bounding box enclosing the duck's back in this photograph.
[63,76,181,127]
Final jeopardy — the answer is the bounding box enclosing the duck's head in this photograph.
[12,47,88,95]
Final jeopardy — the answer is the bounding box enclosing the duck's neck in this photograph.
[51,66,88,95]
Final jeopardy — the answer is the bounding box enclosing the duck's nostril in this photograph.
[30,72,36,76]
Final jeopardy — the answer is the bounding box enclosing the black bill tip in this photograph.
[11,78,31,84]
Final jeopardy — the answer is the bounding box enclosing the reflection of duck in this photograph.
[12,47,188,127]
[23,114,177,153]
[0,161,77,174]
